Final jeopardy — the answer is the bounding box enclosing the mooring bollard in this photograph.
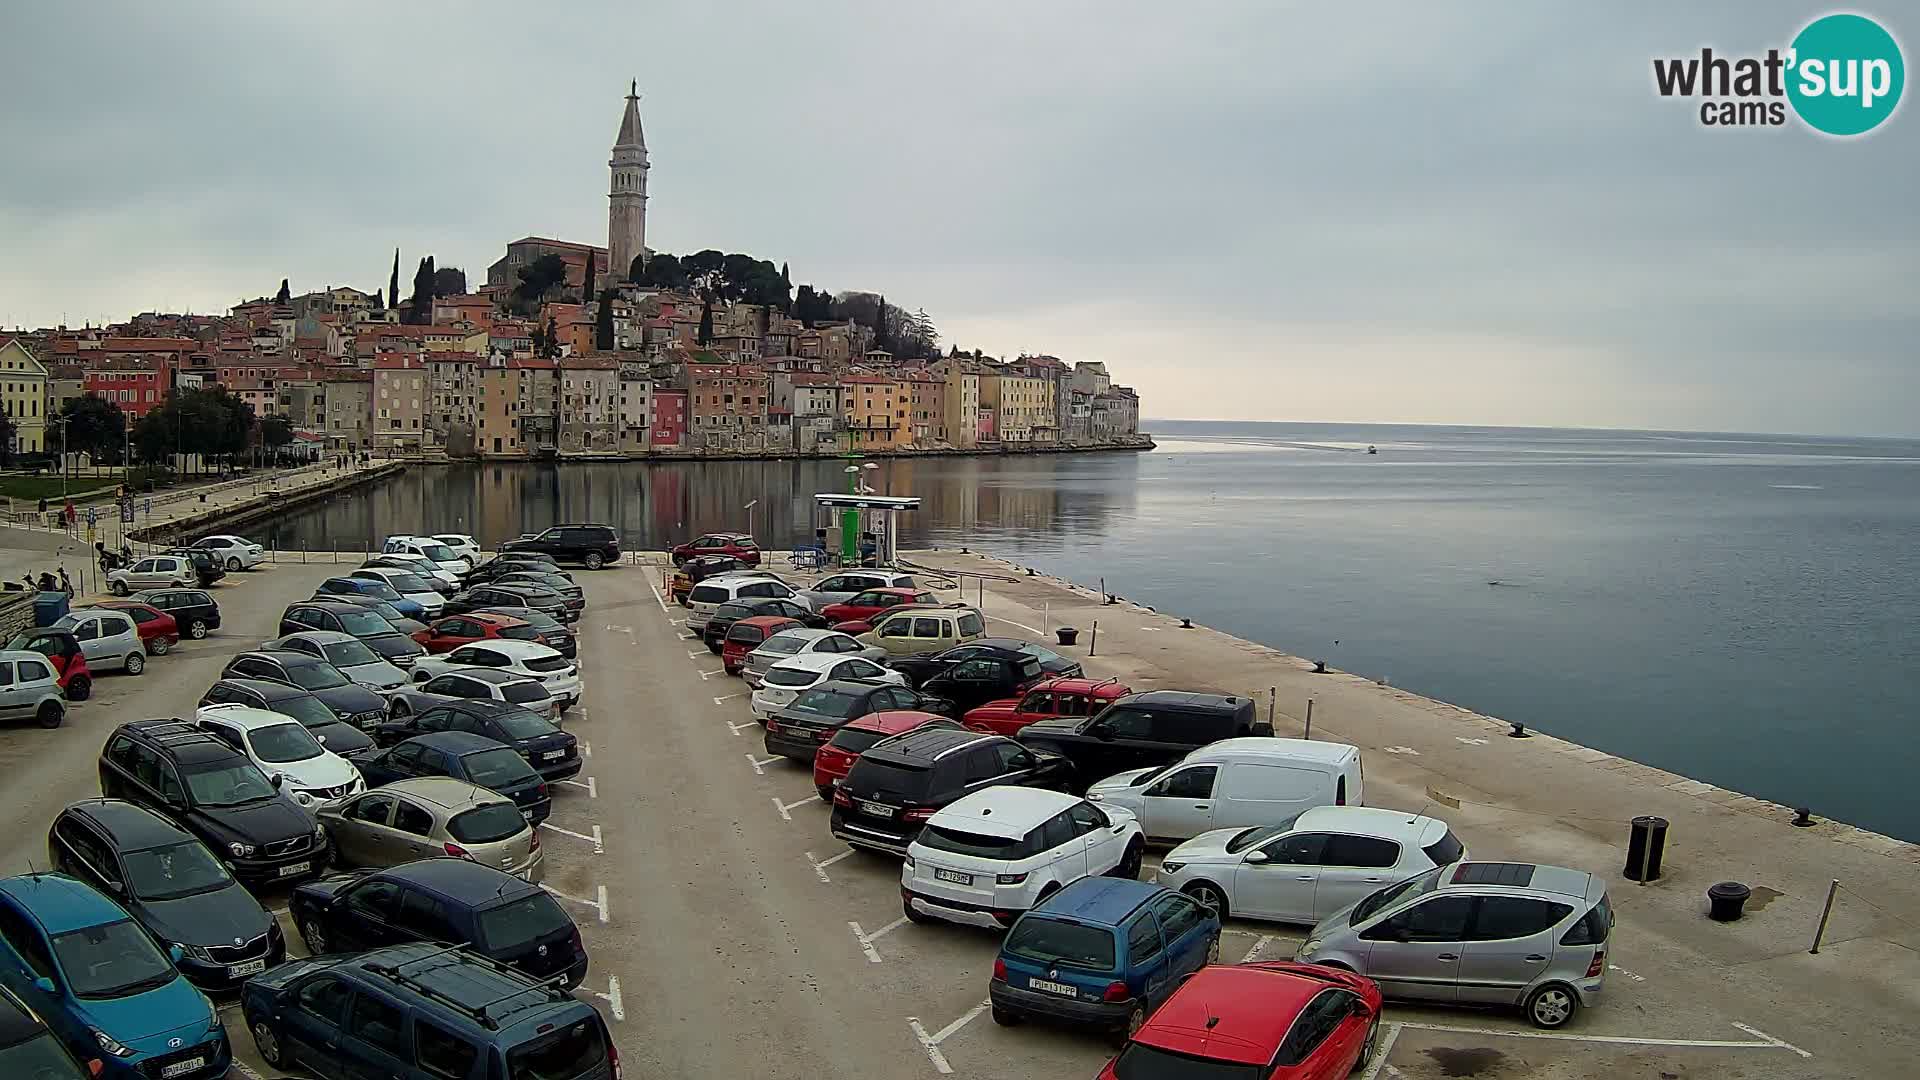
[1709,881,1753,922]
[1626,815,1668,883]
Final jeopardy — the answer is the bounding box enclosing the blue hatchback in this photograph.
[317,577,426,618]
[0,874,228,1080]
[989,876,1220,1038]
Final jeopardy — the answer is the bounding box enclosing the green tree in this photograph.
[432,265,466,296]
[275,278,290,303]
[58,393,127,464]
[0,411,15,466]
[261,415,294,458]
[542,315,561,359]
[595,291,615,350]
[582,255,597,307]
[511,254,569,314]
[389,248,401,310]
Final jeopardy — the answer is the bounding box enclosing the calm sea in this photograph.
[260,422,1920,841]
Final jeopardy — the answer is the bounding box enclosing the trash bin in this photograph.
[1708,881,1752,921]
[1624,815,1668,881]
[32,590,69,627]
[1055,627,1079,647]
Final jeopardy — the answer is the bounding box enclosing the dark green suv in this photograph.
[241,943,615,1080]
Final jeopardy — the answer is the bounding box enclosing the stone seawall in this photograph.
[453,436,1156,464]
[128,463,407,546]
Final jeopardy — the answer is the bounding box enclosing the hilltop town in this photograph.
[0,86,1145,465]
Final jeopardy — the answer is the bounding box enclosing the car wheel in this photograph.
[225,557,242,571]
[251,1021,285,1068]
[1352,1017,1381,1073]
[1525,984,1579,1029]
[391,699,411,719]
[1114,1002,1147,1046]
[903,896,934,924]
[149,637,171,656]
[990,1005,1022,1027]
[1205,934,1221,965]
[124,652,145,675]
[584,552,604,570]
[1111,838,1144,879]
[187,619,208,639]
[65,675,90,702]
[300,917,328,954]
[1183,881,1228,919]
[816,785,834,802]
[36,702,63,729]
[110,580,129,596]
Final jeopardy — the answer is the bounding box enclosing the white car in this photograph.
[383,535,472,576]
[107,555,197,595]
[0,650,66,728]
[740,628,889,688]
[190,534,266,571]
[431,534,482,564]
[1153,806,1466,925]
[350,567,446,617]
[749,652,901,719]
[902,788,1144,929]
[410,640,582,708]
[364,554,460,591]
[261,631,409,692]
[194,704,365,809]
[686,574,807,633]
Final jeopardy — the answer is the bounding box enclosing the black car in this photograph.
[219,650,388,727]
[47,798,284,990]
[288,859,587,987]
[1016,690,1271,790]
[465,552,564,586]
[129,587,221,639]
[0,982,90,1078]
[446,583,572,624]
[500,522,621,570]
[894,638,1083,686]
[373,698,580,782]
[466,607,577,659]
[162,547,227,587]
[317,592,429,635]
[493,570,584,606]
[829,728,1073,855]
[764,679,954,762]
[97,719,328,886]
[356,732,551,824]
[199,678,379,757]
[888,643,1063,714]
[700,598,828,652]
[278,600,426,667]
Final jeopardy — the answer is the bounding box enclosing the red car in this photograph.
[671,532,761,567]
[963,677,1133,736]
[811,710,958,801]
[721,615,803,675]
[1097,962,1384,1080]
[7,627,93,701]
[413,612,545,653]
[98,600,179,656]
[819,587,938,628]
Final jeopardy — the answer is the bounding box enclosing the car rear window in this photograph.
[755,633,806,656]
[1004,917,1116,970]
[826,727,889,754]
[918,825,1041,861]
[499,625,543,643]
[493,711,556,739]
[688,586,728,604]
[957,613,984,636]
[1560,896,1613,946]
[847,759,934,799]
[787,688,864,716]
[476,892,570,952]
[1111,1042,1259,1080]
[764,666,820,688]
[503,682,552,706]
[449,804,528,844]
[1423,829,1465,867]
[506,1015,607,1080]
[523,655,569,674]
[727,624,766,643]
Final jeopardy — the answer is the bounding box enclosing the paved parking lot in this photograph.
[0,556,1866,1078]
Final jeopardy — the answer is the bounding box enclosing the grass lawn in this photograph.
[0,473,123,503]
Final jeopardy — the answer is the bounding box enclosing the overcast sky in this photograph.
[2,3,1913,435]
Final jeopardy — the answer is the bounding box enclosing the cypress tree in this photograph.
[275,279,290,304]
[582,254,597,305]
[697,298,713,345]
[595,291,615,351]
[389,248,400,310]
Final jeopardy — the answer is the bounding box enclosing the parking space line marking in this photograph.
[771,795,817,821]
[699,668,726,679]
[645,575,669,613]
[1391,1020,1809,1053]
[604,624,632,634]
[807,849,853,882]
[687,649,706,660]
[1359,1023,1401,1080]
[866,914,910,942]
[540,883,610,924]
[906,1018,953,1074]
[1607,963,1645,982]
[230,1061,267,1080]
[1239,934,1274,962]
[746,753,782,775]
[986,615,1043,636]
[1731,1023,1813,1058]
[539,822,605,853]
[713,692,748,704]
[849,921,886,963]
[581,740,591,757]
[559,777,597,797]
[927,999,992,1045]
[598,885,609,923]
[727,720,758,737]
[588,977,626,1021]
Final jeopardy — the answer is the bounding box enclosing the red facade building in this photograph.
[650,388,687,448]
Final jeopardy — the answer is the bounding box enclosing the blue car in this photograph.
[0,874,228,1080]
[989,876,1220,1038]
[316,577,426,619]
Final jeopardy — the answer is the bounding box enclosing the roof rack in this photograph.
[363,946,570,1030]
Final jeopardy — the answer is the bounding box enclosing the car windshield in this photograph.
[321,639,381,667]
[1225,825,1286,854]
[1110,1042,1260,1080]
[506,1016,606,1080]
[1003,917,1116,970]
[476,893,569,952]
[267,694,338,729]
[1018,644,1065,665]
[418,544,457,562]
[363,601,414,625]
[1129,761,1181,787]
[714,603,754,621]
[52,919,175,999]
[498,625,544,643]
[124,840,233,901]
[384,572,433,593]
[787,688,864,716]
[511,611,563,632]
[352,581,402,601]
[183,761,280,807]
[492,710,556,739]
[755,633,808,657]
[464,748,537,787]
[1353,865,1447,925]
[502,682,551,706]
[448,804,529,845]
[336,610,394,636]
[764,666,822,688]
[249,722,324,763]
[280,662,349,691]
[2,1032,81,1076]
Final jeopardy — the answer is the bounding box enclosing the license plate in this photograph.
[544,749,566,760]
[228,959,266,979]
[276,861,311,878]
[1028,979,1078,998]
[856,799,895,818]
[934,868,973,885]
[160,1056,206,1078]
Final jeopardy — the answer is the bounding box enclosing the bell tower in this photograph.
[608,81,650,284]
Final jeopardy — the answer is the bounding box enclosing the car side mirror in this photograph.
[1243,850,1270,865]
[106,879,126,894]
[270,773,285,789]
[1350,998,1372,1017]
[167,944,185,964]
[33,976,55,995]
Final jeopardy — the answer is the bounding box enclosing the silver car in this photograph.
[796,569,916,611]
[316,776,542,880]
[739,628,890,688]
[1295,860,1612,1029]
[52,608,148,675]
[0,650,66,728]
[387,668,559,722]
[263,631,409,692]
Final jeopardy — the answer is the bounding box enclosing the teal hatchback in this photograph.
[0,874,228,1080]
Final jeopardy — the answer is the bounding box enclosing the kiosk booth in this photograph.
[811,493,920,567]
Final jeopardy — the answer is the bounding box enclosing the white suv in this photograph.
[749,652,901,719]
[410,640,582,708]
[902,788,1144,929]
[194,704,364,808]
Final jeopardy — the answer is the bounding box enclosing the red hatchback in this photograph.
[7,627,93,701]
[98,600,180,656]
[963,677,1133,737]
[671,532,761,567]
[1097,962,1384,1080]
[721,615,803,675]
[414,612,543,653]
[811,710,958,801]
[819,587,938,627]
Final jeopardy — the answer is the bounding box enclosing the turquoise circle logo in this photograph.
[1787,13,1905,136]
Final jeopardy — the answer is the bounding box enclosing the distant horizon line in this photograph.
[1142,418,1920,442]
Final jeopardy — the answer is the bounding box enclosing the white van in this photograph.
[1084,737,1364,845]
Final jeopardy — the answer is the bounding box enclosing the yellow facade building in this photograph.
[0,338,50,454]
